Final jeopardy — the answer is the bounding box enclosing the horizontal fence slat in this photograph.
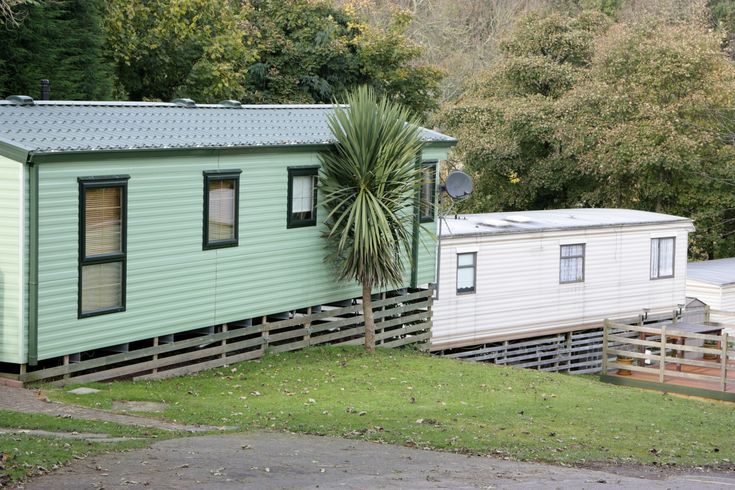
[661,370,725,384]
[607,348,662,362]
[607,335,662,349]
[134,349,264,381]
[608,362,660,376]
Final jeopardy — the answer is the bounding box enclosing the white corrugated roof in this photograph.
[687,258,735,286]
[440,208,693,238]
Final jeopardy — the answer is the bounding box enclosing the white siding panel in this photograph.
[433,224,691,348]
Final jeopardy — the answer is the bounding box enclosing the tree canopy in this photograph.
[436,11,735,259]
[103,0,441,116]
[105,0,257,102]
[0,0,114,100]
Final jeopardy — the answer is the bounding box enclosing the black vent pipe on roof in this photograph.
[40,79,50,100]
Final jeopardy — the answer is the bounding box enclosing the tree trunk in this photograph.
[362,281,376,353]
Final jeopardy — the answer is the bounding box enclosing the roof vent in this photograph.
[481,219,511,227]
[171,98,196,108]
[219,99,242,108]
[504,215,532,223]
[6,95,35,106]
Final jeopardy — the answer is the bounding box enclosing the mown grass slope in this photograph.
[49,347,735,467]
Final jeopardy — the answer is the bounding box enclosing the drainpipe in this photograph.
[410,156,421,289]
[27,154,39,365]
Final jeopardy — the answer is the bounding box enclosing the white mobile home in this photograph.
[432,209,694,350]
[687,258,735,329]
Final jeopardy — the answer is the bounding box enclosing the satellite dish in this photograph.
[442,171,473,200]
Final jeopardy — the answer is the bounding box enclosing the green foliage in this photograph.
[437,12,735,258]
[709,0,735,58]
[105,0,257,102]
[103,0,440,114]
[244,0,441,116]
[319,86,423,290]
[47,346,735,466]
[243,0,359,104]
[0,0,114,100]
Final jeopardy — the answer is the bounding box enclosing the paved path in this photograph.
[0,385,217,432]
[18,431,735,489]
[3,385,735,489]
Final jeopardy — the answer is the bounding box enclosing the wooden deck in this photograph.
[600,318,735,401]
[601,359,735,401]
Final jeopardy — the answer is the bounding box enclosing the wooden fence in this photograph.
[19,288,433,385]
[602,319,733,392]
[441,328,636,374]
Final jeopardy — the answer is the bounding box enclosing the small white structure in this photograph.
[432,209,694,350]
[687,258,735,329]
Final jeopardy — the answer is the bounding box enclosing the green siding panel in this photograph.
[0,155,22,363]
[34,149,440,360]
[415,147,450,286]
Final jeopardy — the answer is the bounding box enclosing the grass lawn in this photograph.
[0,411,173,485]
[46,346,735,468]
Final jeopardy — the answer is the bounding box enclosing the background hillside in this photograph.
[1,0,734,258]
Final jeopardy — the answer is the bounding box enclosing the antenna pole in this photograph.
[435,205,443,301]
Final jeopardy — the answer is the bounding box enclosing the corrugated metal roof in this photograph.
[687,258,735,286]
[0,100,456,156]
[440,208,693,238]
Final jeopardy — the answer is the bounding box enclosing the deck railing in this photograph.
[602,319,733,392]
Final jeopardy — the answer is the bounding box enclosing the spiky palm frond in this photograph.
[320,85,423,290]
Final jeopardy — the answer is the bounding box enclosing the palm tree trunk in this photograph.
[362,281,376,353]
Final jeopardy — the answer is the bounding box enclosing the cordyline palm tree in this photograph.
[319,86,424,353]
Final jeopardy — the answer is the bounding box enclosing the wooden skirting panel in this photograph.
[17,288,433,385]
[437,327,635,375]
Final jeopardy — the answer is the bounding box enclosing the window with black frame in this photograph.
[419,161,436,222]
[203,170,241,249]
[78,176,128,318]
[287,167,318,228]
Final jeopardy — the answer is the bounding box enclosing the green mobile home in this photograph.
[0,97,455,383]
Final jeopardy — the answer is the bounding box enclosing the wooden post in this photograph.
[422,290,431,351]
[304,307,312,347]
[379,293,386,346]
[705,305,711,323]
[262,316,268,355]
[659,325,667,383]
[602,320,609,374]
[152,337,159,374]
[561,332,572,371]
[672,310,678,325]
[636,315,644,366]
[221,324,228,360]
[721,332,728,392]
[63,355,69,380]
